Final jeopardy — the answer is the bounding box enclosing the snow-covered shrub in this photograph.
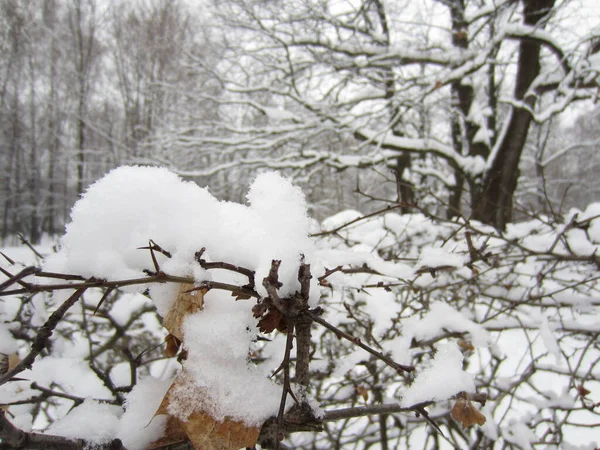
[0,167,598,449]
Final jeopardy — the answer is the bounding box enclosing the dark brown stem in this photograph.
[0,272,259,299]
[0,287,87,386]
[295,263,313,391]
[18,234,44,259]
[195,253,255,288]
[0,266,39,292]
[323,401,433,422]
[310,204,411,237]
[275,320,295,450]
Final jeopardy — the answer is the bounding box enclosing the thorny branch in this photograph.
[0,243,489,449]
[0,287,87,387]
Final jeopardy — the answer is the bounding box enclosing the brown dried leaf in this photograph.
[257,308,285,333]
[451,395,486,428]
[164,283,205,340]
[8,353,20,371]
[165,334,181,358]
[457,339,475,352]
[150,372,260,450]
[356,386,369,402]
[577,385,591,397]
[183,411,260,450]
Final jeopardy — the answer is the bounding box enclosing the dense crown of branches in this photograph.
[1,0,600,244]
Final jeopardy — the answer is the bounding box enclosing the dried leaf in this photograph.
[164,283,205,340]
[577,385,591,397]
[150,372,260,450]
[165,334,181,358]
[183,411,260,450]
[1,354,22,411]
[457,339,475,352]
[356,386,369,402]
[152,283,262,450]
[451,395,486,428]
[8,353,20,371]
[257,308,285,333]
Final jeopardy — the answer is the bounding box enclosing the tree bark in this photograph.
[473,0,555,229]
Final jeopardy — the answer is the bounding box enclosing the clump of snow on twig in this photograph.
[46,398,121,446]
[44,166,320,314]
[400,342,475,406]
[43,166,320,428]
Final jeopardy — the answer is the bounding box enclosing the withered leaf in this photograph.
[165,334,182,358]
[356,386,369,402]
[257,308,285,333]
[451,395,486,428]
[577,385,591,397]
[457,339,475,352]
[164,283,205,341]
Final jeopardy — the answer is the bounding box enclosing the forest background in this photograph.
[1,0,600,242]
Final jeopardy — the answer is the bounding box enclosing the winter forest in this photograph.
[1,0,600,449]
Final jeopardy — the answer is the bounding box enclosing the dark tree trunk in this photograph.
[473,0,555,229]
[394,153,414,213]
[445,0,491,219]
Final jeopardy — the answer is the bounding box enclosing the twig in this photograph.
[317,265,343,285]
[185,281,259,299]
[275,320,296,450]
[137,240,172,259]
[0,266,39,292]
[17,234,44,260]
[306,310,415,374]
[0,272,258,298]
[324,402,433,422]
[295,264,312,390]
[195,250,255,288]
[310,204,411,237]
[0,287,87,386]
[0,251,16,265]
[263,260,286,313]
[93,287,116,315]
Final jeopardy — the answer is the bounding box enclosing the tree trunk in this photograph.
[473,0,555,229]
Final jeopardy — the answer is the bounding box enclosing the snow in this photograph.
[116,377,172,450]
[402,302,491,348]
[0,324,18,354]
[43,378,173,449]
[44,165,320,309]
[174,295,284,426]
[415,247,465,271]
[501,420,537,450]
[24,356,113,399]
[400,342,476,406]
[47,398,122,446]
[41,166,318,429]
[109,292,152,327]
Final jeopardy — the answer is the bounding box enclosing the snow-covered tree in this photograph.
[152,0,600,229]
